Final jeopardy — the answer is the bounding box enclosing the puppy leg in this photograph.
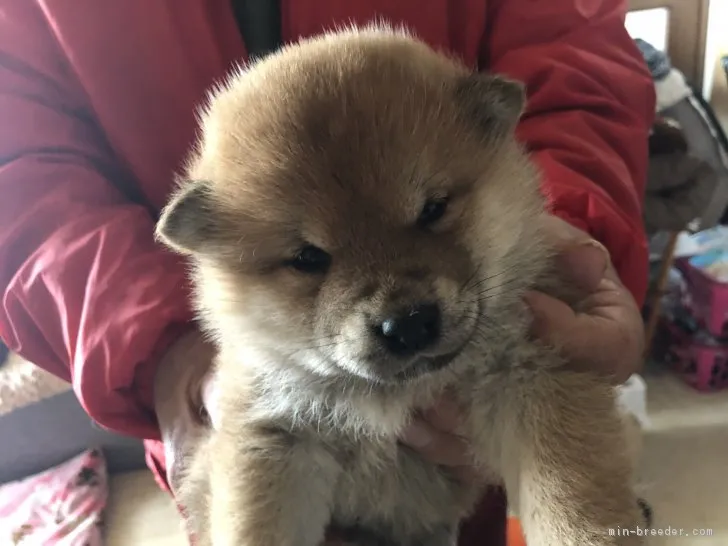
[471,369,644,546]
[208,423,341,546]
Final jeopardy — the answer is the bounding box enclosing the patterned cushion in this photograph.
[0,449,107,545]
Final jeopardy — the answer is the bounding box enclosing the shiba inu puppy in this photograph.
[156,25,644,546]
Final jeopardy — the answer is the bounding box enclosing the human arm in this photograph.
[0,0,193,439]
[484,0,655,306]
[154,330,217,494]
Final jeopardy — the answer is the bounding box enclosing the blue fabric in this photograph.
[634,38,672,81]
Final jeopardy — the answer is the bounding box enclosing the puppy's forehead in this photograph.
[189,31,485,237]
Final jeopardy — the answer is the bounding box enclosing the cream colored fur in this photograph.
[156,25,644,546]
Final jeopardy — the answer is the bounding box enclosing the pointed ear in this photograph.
[455,74,526,139]
[155,180,219,255]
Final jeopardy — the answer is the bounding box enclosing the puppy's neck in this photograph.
[234,345,446,438]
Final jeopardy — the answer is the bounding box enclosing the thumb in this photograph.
[524,290,620,372]
[524,290,579,342]
[524,290,603,363]
[555,241,610,293]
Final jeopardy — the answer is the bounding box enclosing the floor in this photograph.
[635,367,728,545]
[103,367,728,546]
[105,471,187,546]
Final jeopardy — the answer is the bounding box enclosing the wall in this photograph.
[705,0,728,122]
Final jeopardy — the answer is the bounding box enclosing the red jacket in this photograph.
[0,0,654,543]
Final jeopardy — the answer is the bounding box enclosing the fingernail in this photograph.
[401,422,432,448]
[581,239,610,261]
[574,239,610,279]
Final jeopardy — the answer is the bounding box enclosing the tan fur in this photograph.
[156,25,644,546]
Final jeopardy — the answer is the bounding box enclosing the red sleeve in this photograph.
[0,2,194,440]
[485,0,656,306]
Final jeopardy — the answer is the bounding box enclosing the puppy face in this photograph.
[157,28,547,385]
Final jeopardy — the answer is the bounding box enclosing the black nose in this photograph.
[375,303,441,356]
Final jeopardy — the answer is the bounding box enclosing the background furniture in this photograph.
[627,0,710,89]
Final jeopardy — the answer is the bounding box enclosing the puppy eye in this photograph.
[287,245,331,274]
[417,197,449,227]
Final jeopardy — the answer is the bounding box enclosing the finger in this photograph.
[540,214,593,247]
[527,280,638,352]
[162,421,197,495]
[524,290,641,383]
[399,418,471,468]
[524,290,579,341]
[539,215,613,291]
[553,241,609,292]
[419,395,463,433]
[449,464,482,483]
[527,292,613,365]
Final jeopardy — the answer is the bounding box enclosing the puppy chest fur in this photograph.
[306,428,479,543]
[208,365,494,546]
[157,25,645,546]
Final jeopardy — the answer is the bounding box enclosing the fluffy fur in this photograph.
[156,25,644,546]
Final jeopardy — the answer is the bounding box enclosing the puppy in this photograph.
[156,25,644,546]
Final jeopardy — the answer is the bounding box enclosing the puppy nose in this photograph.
[375,303,441,356]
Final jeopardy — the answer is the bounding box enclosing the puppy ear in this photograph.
[455,74,526,139]
[156,180,219,255]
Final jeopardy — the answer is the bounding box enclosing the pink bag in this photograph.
[677,257,728,338]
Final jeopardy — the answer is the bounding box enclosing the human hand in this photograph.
[524,215,644,385]
[153,329,218,495]
[399,215,645,472]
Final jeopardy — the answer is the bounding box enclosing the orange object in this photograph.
[507,518,527,546]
